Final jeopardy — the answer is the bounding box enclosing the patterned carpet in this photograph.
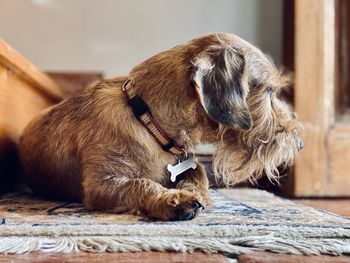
[0,188,350,255]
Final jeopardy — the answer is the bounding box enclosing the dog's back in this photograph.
[19,77,128,201]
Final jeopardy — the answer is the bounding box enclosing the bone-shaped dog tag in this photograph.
[167,154,197,182]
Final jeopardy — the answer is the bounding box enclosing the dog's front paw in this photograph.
[147,189,204,221]
[171,199,204,221]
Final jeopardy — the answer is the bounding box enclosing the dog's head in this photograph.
[130,33,303,186]
[189,34,303,186]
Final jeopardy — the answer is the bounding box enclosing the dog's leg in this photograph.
[83,175,204,220]
[81,149,203,220]
[175,163,212,207]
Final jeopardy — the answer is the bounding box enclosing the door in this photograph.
[294,0,350,196]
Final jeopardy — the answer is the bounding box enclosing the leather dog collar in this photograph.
[122,79,187,159]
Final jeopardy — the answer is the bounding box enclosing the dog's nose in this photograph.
[295,133,304,151]
[298,138,304,150]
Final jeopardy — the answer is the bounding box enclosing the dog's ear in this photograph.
[192,47,252,130]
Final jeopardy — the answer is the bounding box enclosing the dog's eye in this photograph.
[266,87,273,95]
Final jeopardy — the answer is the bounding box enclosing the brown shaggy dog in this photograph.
[19,33,303,221]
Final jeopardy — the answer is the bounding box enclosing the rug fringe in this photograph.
[1,235,350,255]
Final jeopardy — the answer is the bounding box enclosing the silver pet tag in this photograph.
[167,154,197,182]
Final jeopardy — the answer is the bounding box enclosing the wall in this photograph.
[0,0,283,77]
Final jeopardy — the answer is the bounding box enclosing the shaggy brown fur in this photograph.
[19,33,302,221]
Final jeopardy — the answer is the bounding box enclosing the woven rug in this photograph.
[0,188,350,255]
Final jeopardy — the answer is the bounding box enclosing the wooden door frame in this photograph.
[294,0,350,196]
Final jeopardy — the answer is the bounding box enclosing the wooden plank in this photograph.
[0,65,52,141]
[294,0,336,196]
[238,252,350,263]
[0,39,63,101]
[0,64,52,192]
[327,124,350,195]
[296,198,350,216]
[0,252,229,263]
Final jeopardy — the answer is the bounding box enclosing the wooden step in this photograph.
[0,39,62,193]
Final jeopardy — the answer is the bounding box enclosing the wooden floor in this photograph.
[0,197,349,263]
